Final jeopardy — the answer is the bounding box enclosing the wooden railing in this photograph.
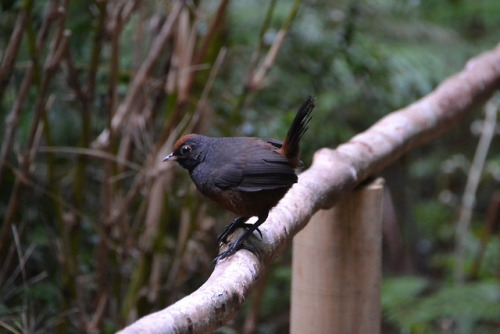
[118,44,500,334]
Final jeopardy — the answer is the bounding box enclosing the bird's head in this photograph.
[163,134,207,171]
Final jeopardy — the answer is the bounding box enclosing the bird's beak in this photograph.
[162,153,176,162]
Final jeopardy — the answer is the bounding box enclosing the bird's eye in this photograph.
[180,145,192,156]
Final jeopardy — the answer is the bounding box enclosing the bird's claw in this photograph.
[214,215,267,262]
[213,241,261,263]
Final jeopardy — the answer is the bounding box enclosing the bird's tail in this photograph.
[280,96,315,163]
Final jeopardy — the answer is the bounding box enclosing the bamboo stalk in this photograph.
[0,0,32,99]
[94,2,183,147]
[229,0,302,132]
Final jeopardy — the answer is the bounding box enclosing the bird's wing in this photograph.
[213,143,297,192]
[263,138,283,149]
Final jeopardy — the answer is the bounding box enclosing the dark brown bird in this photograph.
[163,96,315,261]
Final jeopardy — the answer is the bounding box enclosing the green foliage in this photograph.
[414,201,454,243]
[383,278,500,333]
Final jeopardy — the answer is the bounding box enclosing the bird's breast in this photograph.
[189,163,220,196]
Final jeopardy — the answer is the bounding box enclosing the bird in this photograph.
[163,96,315,261]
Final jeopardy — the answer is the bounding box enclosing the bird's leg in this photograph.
[217,216,249,243]
[214,214,267,262]
[218,216,264,243]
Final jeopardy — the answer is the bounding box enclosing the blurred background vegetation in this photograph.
[0,0,499,333]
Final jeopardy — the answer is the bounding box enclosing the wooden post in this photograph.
[290,178,384,334]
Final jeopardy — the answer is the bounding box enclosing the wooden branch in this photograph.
[118,44,500,334]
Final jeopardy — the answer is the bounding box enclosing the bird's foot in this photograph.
[217,216,263,244]
[213,234,261,263]
[214,214,267,262]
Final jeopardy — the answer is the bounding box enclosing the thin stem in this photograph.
[230,0,303,131]
[454,98,498,283]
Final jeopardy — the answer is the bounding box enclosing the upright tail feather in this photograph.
[280,96,315,163]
